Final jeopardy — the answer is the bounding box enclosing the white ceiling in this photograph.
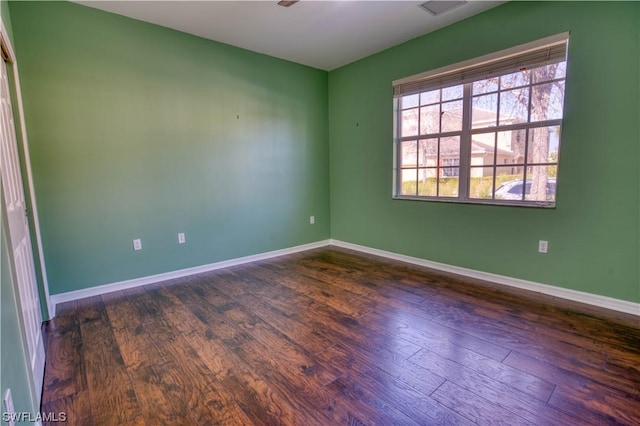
[76,1,505,71]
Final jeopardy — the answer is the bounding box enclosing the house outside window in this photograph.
[393,33,569,207]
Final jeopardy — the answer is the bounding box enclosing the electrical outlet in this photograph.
[133,239,142,251]
[310,216,315,225]
[538,240,548,254]
[178,233,186,244]
[4,388,16,426]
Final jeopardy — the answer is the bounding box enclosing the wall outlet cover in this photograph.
[538,240,548,254]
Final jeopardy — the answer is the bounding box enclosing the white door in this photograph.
[0,55,44,393]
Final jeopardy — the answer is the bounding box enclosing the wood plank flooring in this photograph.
[41,247,640,425]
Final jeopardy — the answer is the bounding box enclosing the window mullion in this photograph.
[458,83,472,200]
[469,118,562,135]
[393,97,401,196]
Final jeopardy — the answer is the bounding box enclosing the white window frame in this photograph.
[392,33,569,208]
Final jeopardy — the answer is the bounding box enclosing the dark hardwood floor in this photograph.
[41,247,640,425]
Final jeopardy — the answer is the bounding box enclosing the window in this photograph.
[393,33,569,207]
[442,158,460,177]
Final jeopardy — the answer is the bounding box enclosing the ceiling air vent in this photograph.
[420,1,467,16]
[277,1,299,7]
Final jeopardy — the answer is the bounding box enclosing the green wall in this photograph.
[8,1,640,305]
[10,1,330,295]
[329,1,639,303]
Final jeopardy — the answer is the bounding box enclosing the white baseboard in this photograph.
[49,237,639,318]
[330,239,640,317]
[33,327,45,409]
[50,240,331,315]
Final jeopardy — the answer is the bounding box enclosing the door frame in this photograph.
[1,20,52,322]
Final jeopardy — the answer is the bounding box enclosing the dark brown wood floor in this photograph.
[41,247,640,425]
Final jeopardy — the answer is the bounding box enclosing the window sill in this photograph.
[392,195,556,209]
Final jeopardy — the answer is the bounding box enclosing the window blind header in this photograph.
[393,32,569,97]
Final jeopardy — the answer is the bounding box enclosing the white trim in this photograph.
[330,239,640,317]
[50,237,639,317]
[1,19,47,412]
[51,237,639,318]
[32,328,45,409]
[51,240,331,314]
[13,62,52,319]
[0,20,53,319]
